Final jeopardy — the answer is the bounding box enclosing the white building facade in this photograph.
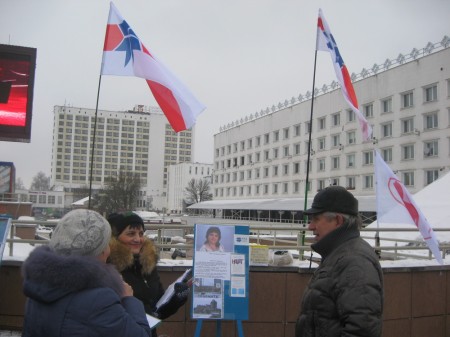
[166,162,213,214]
[213,40,450,200]
[51,105,195,211]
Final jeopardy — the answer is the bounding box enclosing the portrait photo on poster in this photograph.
[195,224,235,253]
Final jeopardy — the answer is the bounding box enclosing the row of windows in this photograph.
[215,83,443,158]
[214,169,441,197]
[215,138,441,171]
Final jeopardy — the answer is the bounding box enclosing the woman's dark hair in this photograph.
[204,226,221,247]
[107,212,144,237]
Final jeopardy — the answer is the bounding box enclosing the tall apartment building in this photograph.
[166,162,213,214]
[213,40,450,200]
[51,105,195,211]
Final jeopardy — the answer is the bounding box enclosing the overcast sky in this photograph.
[0,0,449,188]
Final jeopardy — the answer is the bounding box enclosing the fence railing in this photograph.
[5,219,450,262]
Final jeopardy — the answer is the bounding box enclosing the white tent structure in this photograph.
[365,171,450,254]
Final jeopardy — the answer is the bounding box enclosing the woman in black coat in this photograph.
[107,212,189,337]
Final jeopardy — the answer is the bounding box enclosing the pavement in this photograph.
[0,332,21,336]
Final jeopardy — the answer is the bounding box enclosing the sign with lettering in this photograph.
[192,224,249,320]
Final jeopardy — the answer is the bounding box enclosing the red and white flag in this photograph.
[101,2,205,132]
[374,150,442,264]
[316,9,372,141]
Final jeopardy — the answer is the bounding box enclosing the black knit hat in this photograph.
[107,212,144,237]
[304,186,359,216]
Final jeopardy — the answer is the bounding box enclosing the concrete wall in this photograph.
[2,262,450,337]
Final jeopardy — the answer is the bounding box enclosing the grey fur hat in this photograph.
[49,209,111,257]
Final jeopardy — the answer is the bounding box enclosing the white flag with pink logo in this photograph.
[374,150,442,264]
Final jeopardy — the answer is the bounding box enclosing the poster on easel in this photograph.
[192,224,249,320]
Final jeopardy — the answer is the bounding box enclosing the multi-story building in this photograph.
[213,39,450,201]
[166,162,213,214]
[51,104,195,211]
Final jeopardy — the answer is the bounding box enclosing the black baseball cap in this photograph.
[304,186,358,216]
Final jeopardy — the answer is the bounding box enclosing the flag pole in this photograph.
[300,48,319,260]
[88,74,103,209]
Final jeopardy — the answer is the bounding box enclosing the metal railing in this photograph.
[5,219,450,262]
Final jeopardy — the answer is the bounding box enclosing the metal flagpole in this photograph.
[300,49,319,259]
[88,74,103,209]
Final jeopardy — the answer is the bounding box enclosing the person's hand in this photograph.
[122,281,134,298]
[155,282,190,319]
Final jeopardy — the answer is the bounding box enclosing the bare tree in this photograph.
[15,177,25,190]
[96,170,143,215]
[184,178,213,207]
[30,171,50,191]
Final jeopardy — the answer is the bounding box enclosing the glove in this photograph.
[155,282,190,319]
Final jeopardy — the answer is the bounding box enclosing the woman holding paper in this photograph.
[107,212,189,337]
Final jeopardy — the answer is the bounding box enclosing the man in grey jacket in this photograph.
[296,186,383,337]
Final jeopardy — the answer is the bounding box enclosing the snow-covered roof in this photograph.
[189,196,377,212]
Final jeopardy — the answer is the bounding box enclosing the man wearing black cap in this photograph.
[295,186,383,337]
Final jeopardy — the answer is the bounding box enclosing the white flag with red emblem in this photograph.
[374,150,442,264]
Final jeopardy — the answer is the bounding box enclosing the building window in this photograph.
[363,151,374,165]
[347,109,355,122]
[331,134,340,148]
[401,91,414,108]
[318,137,326,151]
[264,167,269,178]
[294,143,301,155]
[363,175,374,189]
[247,138,253,149]
[401,118,414,134]
[424,84,438,102]
[331,156,340,169]
[293,181,300,193]
[402,171,415,187]
[272,183,278,194]
[305,122,311,134]
[347,131,356,145]
[318,158,325,171]
[283,146,290,157]
[294,124,301,136]
[293,162,300,174]
[425,170,439,185]
[283,164,289,175]
[283,183,289,194]
[382,148,393,163]
[363,103,374,118]
[264,133,270,144]
[381,122,393,138]
[273,130,280,142]
[318,179,326,191]
[402,144,415,160]
[332,112,340,126]
[347,153,355,168]
[283,127,289,139]
[424,140,438,157]
[264,150,270,161]
[381,97,392,113]
[256,136,261,147]
[273,165,279,176]
[273,148,279,159]
[346,176,356,190]
[424,112,438,130]
[318,117,326,130]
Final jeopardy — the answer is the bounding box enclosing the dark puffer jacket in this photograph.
[21,245,151,337]
[296,225,384,337]
[108,237,187,337]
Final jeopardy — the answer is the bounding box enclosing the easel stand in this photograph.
[194,319,244,337]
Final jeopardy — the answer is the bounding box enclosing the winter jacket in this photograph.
[108,237,188,336]
[21,245,152,337]
[296,225,384,337]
